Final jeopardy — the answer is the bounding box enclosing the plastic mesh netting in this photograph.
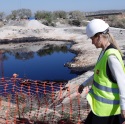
[0,77,90,124]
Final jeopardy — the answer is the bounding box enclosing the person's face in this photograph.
[90,34,102,49]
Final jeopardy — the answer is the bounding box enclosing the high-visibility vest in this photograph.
[87,48,125,116]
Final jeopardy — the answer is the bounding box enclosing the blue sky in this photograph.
[0,0,125,15]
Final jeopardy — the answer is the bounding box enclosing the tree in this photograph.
[0,12,5,21]
[9,9,32,20]
[53,11,67,19]
[68,11,85,21]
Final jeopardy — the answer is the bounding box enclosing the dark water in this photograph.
[1,46,78,81]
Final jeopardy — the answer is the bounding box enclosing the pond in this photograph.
[0,45,78,81]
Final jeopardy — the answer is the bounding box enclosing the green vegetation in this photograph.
[107,15,125,28]
[0,9,125,28]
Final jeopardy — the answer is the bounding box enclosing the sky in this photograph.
[0,0,125,15]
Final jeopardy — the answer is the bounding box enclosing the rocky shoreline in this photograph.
[0,20,125,76]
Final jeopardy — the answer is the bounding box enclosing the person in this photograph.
[78,19,125,124]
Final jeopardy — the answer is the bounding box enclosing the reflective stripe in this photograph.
[90,89,120,104]
[93,81,119,93]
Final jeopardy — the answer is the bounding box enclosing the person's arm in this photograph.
[78,74,93,93]
[108,55,125,117]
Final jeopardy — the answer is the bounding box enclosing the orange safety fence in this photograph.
[0,77,90,124]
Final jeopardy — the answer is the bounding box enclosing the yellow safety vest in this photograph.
[87,48,125,116]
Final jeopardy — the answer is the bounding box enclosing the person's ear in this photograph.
[97,34,101,42]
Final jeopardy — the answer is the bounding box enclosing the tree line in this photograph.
[0,8,125,28]
[0,9,87,27]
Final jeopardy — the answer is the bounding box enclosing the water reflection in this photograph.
[1,45,78,81]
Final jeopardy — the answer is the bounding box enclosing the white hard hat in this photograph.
[86,19,109,38]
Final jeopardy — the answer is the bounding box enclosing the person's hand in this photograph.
[78,84,84,94]
[121,110,125,118]
[13,73,18,78]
